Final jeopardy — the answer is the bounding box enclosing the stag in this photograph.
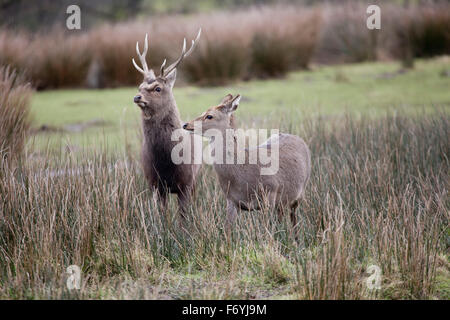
[132,29,202,216]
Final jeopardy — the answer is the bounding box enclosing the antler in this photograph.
[160,28,202,77]
[132,34,155,79]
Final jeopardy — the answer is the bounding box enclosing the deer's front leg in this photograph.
[177,189,192,220]
[225,199,237,236]
[152,187,168,211]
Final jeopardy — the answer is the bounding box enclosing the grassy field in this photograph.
[1,58,449,299]
[30,57,450,153]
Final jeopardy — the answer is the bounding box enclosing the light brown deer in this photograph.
[132,29,202,216]
[183,94,311,228]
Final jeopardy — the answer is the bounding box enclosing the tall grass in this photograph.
[0,67,32,159]
[0,112,448,299]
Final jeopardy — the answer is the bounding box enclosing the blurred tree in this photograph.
[0,0,144,31]
[0,0,446,31]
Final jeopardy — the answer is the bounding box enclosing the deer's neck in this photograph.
[210,128,249,168]
[142,98,182,143]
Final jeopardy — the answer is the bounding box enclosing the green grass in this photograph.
[30,57,450,152]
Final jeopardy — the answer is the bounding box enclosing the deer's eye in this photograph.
[206,115,213,119]
[155,87,161,92]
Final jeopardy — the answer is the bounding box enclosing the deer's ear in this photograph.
[230,95,241,112]
[224,94,240,113]
[165,69,177,88]
[220,94,233,105]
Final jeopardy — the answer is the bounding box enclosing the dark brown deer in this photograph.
[132,29,202,216]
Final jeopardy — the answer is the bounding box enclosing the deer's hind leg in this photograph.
[290,200,299,228]
[177,189,191,220]
[225,199,238,240]
[226,199,238,226]
[289,199,301,242]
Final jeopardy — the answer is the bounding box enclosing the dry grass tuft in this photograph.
[0,66,32,159]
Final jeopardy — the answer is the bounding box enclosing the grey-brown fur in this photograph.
[184,94,311,227]
[132,31,202,214]
[140,94,200,212]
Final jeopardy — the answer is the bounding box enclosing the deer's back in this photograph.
[216,133,310,209]
[274,133,311,199]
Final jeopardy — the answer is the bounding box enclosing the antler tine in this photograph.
[161,28,202,77]
[159,59,167,77]
[132,58,144,74]
[183,28,202,58]
[139,34,149,73]
[132,34,150,75]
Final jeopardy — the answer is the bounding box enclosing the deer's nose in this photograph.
[134,95,141,103]
[183,123,188,129]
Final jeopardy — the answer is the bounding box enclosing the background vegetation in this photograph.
[0,67,32,159]
[0,2,449,89]
[27,57,450,152]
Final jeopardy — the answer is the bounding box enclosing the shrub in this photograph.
[26,32,93,89]
[249,8,321,78]
[179,12,251,85]
[182,31,250,85]
[90,26,144,88]
[0,66,32,159]
[411,7,450,58]
[317,3,379,63]
[288,9,322,69]
[389,5,450,68]
[0,31,29,75]
[390,7,416,68]
[91,23,170,88]
[0,31,93,89]
[250,32,291,78]
[182,7,321,84]
[0,3,448,88]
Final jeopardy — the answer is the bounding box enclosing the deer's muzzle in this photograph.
[134,95,148,108]
[183,122,194,131]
